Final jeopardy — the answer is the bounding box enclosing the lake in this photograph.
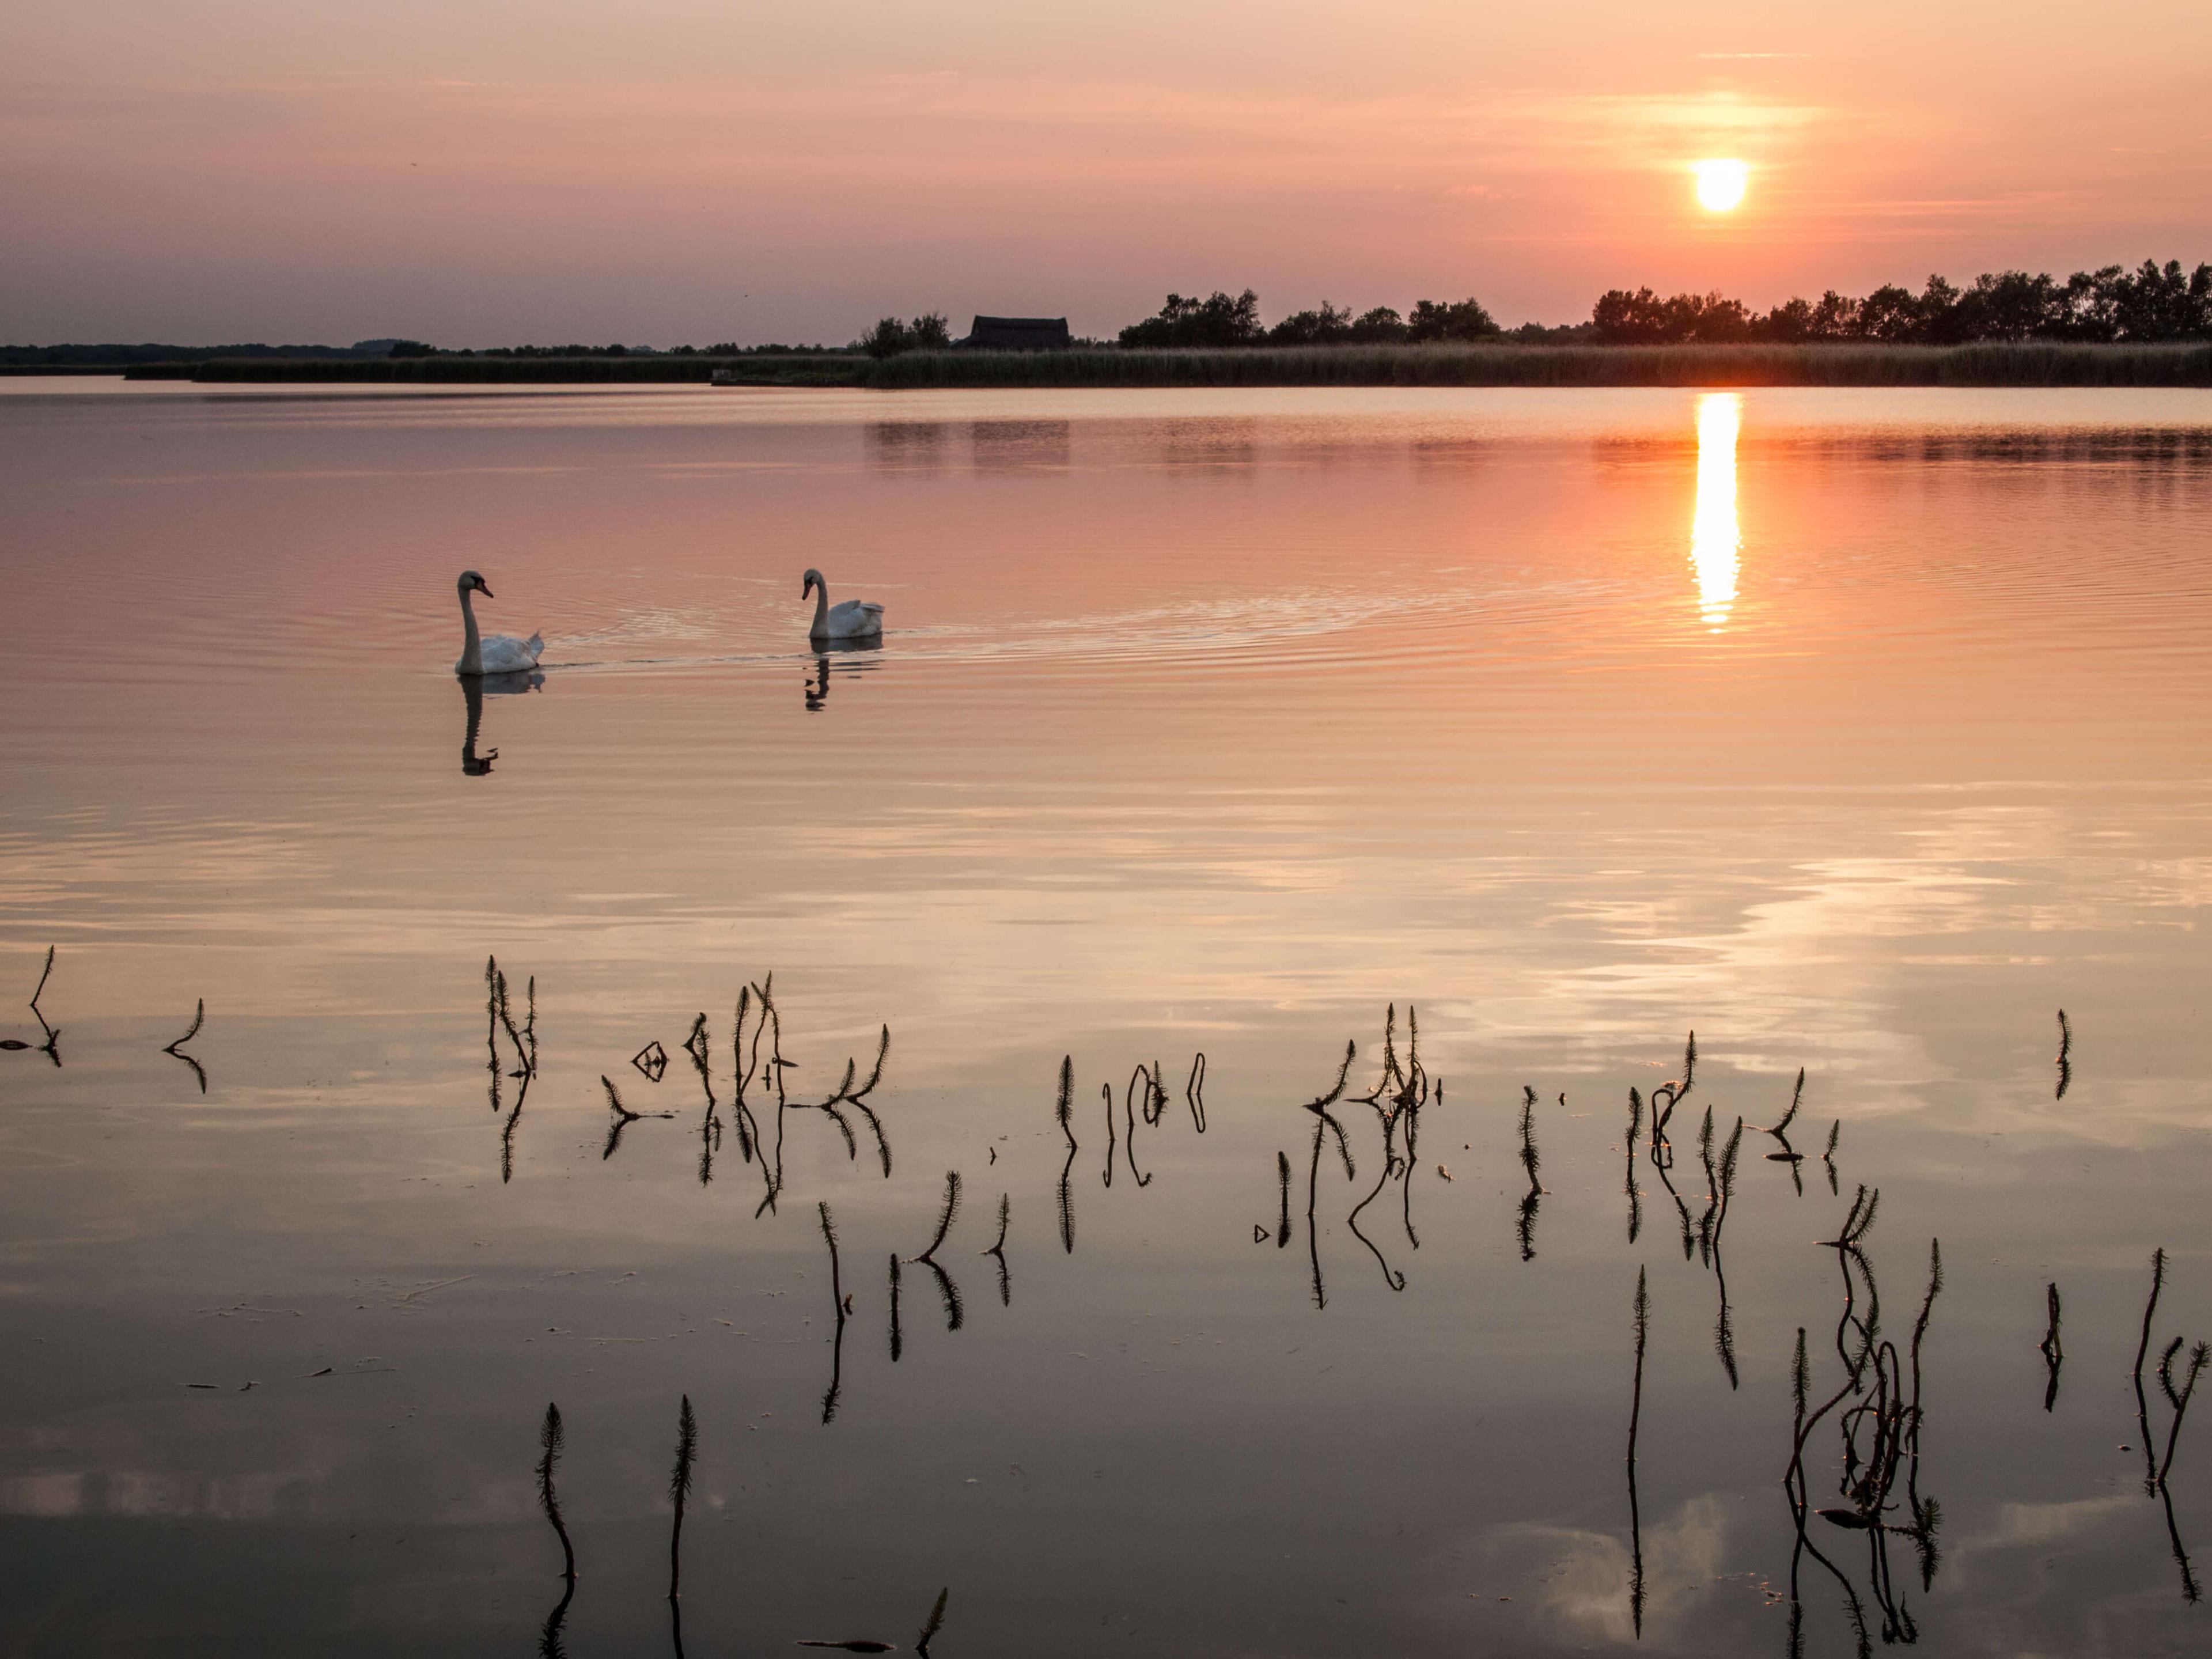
[3,380,2211,1656]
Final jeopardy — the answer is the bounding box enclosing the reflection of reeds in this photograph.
[1186,1052,1208,1132]
[668,1395,696,1604]
[2055,1009,2072,1100]
[1628,1267,1648,1639]
[2040,1282,2064,1411]
[1824,1119,1842,1195]
[1277,1151,1292,1248]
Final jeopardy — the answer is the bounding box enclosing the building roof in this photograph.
[957,316,1073,351]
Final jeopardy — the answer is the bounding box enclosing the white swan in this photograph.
[454,570,543,676]
[803,568,884,643]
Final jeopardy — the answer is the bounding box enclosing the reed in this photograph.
[1186,1052,1208,1133]
[919,1171,961,1263]
[2137,1248,2171,1493]
[1276,1150,1293,1247]
[2055,1009,2073,1100]
[1055,1055,1077,1150]
[2158,1340,2209,1488]
[985,1193,1011,1306]
[1624,1089,1644,1244]
[860,341,2212,391]
[888,1255,903,1362]
[1771,1069,1806,1138]
[165,998,208,1093]
[916,1587,949,1656]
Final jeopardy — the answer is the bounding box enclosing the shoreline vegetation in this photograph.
[29,342,2211,388]
[7,256,2210,388]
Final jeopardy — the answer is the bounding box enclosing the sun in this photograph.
[1694,158,1749,213]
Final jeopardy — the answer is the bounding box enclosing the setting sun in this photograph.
[1694,158,1749,212]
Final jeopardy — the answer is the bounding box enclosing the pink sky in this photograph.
[3,1,2207,344]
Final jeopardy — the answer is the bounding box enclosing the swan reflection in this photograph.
[1691,393,1741,630]
[805,642,881,712]
[460,669,543,774]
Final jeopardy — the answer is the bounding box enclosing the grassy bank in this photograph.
[862,342,2212,389]
[113,342,2212,389]
[123,355,864,386]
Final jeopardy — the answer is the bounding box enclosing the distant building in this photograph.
[955,316,1073,351]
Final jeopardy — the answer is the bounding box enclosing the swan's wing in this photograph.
[828,599,873,620]
[480,632,542,672]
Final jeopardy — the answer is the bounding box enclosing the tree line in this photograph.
[1592,260,2212,345]
[1104,259,2211,351]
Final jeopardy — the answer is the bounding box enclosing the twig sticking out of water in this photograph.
[668,1395,696,1604]
[1277,1151,1293,1248]
[1187,1052,1208,1132]
[819,1203,847,1423]
[888,1255,903,1362]
[601,1074,675,1161]
[1101,1082,1117,1189]
[916,1586,949,1656]
[2158,1341,2210,1489]
[1824,1119,1842,1195]
[1770,1067,1806,1138]
[919,1171,961,1263]
[164,999,208,1093]
[3,948,62,1063]
[632,1040,669,1083]
[984,1193,1011,1306]
[2055,1009,2072,1101]
[537,1400,576,1659]
[1122,1069,1153,1187]
[1624,1088,1646,1245]
[1055,1055,1077,1150]
[164,998,204,1055]
[1517,1086,1543,1263]
[2137,1248,2170,1494]
[2040,1283,2064,1412]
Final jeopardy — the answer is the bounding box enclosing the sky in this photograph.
[3,0,2208,346]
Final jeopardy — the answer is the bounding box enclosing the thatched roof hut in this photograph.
[956,316,1072,351]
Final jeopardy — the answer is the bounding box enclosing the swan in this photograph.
[454,570,543,676]
[802,568,884,643]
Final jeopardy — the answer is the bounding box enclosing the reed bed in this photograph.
[863,341,2212,390]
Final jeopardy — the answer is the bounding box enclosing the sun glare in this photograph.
[1694,158,1749,213]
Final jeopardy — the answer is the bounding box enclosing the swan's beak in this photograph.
[478,583,494,598]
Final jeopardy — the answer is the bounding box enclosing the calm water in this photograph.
[4,380,2212,1656]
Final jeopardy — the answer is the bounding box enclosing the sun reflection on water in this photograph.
[1691,393,1741,629]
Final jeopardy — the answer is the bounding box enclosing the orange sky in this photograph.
[3,1,2207,344]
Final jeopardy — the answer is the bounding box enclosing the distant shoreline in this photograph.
[24,342,2211,389]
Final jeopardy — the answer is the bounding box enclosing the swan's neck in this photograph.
[810,581,829,636]
[459,585,483,675]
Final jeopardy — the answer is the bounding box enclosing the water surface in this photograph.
[4,381,2212,1656]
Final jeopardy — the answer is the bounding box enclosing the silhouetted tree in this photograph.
[1118,290,1265,348]
[1406,297,1502,342]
